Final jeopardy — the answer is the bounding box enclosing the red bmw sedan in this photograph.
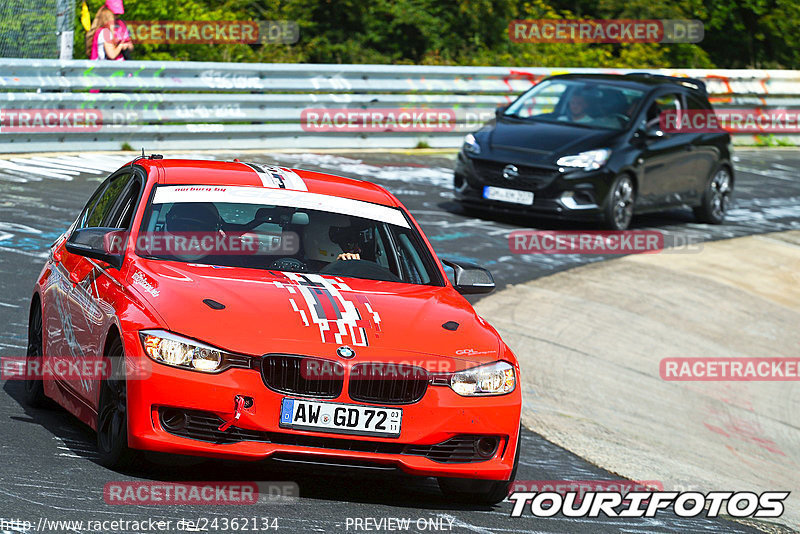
[25,156,521,504]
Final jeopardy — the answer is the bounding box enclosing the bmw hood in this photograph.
[128,260,503,368]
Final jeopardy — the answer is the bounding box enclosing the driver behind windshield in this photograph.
[331,226,364,261]
[561,90,593,124]
[303,213,371,267]
[559,87,626,129]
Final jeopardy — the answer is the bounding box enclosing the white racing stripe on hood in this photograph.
[152,185,409,228]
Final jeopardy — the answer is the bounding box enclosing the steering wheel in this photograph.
[269,257,308,272]
[612,113,630,127]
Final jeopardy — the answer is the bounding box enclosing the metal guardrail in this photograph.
[1,58,799,152]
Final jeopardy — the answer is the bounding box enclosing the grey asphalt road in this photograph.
[1,149,799,534]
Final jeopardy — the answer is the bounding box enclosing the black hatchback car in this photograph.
[454,73,734,230]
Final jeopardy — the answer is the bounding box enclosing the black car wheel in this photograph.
[437,428,521,505]
[603,175,635,230]
[96,336,136,469]
[694,166,732,224]
[23,299,48,408]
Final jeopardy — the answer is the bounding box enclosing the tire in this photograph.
[437,429,521,505]
[693,166,732,224]
[23,299,48,408]
[602,175,635,230]
[96,336,136,469]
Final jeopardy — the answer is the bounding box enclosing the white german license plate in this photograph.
[483,186,534,205]
[279,398,402,438]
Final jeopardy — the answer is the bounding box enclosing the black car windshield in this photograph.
[504,79,645,131]
[137,185,441,285]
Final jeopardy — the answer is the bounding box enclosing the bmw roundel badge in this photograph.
[336,346,356,359]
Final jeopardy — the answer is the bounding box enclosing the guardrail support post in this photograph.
[56,0,74,60]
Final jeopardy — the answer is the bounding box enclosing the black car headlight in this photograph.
[450,361,516,396]
[557,148,611,171]
[140,330,244,373]
[463,133,481,155]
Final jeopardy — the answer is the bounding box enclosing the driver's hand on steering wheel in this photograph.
[337,252,360,261]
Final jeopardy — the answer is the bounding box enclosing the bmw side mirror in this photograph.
[441,259,496,295]
[65,227,126,269]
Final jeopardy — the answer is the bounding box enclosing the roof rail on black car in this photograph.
[624,72,707,94]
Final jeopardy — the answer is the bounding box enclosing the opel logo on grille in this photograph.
[336,346,356,359]
[502,164,519,180]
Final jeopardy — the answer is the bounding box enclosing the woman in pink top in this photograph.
[85,0,132,60]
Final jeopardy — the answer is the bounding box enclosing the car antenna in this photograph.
[131,147,147,166]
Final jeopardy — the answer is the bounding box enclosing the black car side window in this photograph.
[687,92,712,111]
[644,92,682,128]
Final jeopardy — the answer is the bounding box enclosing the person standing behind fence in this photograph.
[85,1,132,60]
[108,0,134,60]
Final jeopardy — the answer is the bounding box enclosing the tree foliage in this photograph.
[72,0,798,68]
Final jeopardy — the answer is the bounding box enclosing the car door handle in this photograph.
[686,145,696,151]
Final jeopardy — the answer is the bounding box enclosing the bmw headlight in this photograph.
[450,361,516,396]
[463,133,481,155]
[556,148,611,171]
[140,330,241,373]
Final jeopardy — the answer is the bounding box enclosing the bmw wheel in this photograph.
[96,336,136,469]
[694,166,732,224]
[603,175,635,230]
[23,298,48,408]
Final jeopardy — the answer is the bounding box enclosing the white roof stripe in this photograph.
[242,163,308,192]
[269,166,308,191]
[151,185,410,228]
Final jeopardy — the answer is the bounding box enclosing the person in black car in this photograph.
[562,90,593,124]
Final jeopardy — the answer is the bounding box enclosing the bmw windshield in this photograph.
[504,79,645,130]
[136,185,442,285]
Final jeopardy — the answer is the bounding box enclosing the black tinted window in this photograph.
[80,173,133,229]
[104,180,141,229]
[687,93,712,111]
[643,92,682,128]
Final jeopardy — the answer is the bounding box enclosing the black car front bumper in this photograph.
[453,151,615,221]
